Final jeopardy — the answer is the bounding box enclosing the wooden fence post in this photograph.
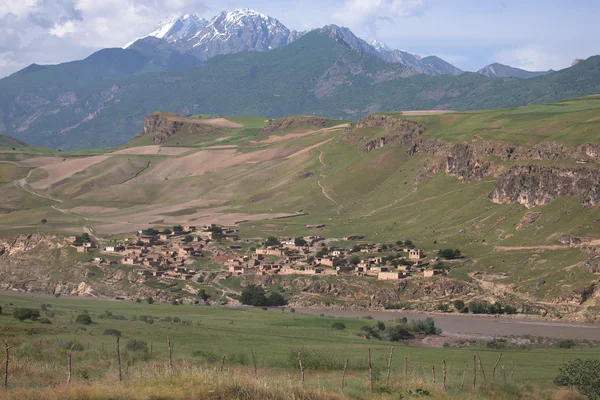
[386,346,394,386]
[297,351,304,386]
[3,340,10,389]
[341,359,349,391]
[251,349,257,377]
[167,336,174,376]
[404,355,408,386]
[461,363,467,389]
[442,360,446,390]
[150,340,153,355]
[67,344,74,384]
[511,361,515,381]
[492,353,503,379]
[116,337,122,382]
[473,355,476,389]
[368,348,373,392]
[477,354,487,386]
[432,366,435,384]
[220,356,225,373]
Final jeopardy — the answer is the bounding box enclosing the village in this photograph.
[71,223,450,286]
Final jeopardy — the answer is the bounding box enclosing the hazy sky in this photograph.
[1,0,598,78]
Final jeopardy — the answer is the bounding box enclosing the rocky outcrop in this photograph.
[261,116,330,134]
[135,112,219,144]
[445,143,490,182]
[516,212,542,231]
[489,165,600,207]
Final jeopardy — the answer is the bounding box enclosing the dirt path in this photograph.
[13,169,63,203]
[317,149,342,214]
[494,245,570,251]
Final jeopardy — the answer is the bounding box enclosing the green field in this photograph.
[1,294,597,387]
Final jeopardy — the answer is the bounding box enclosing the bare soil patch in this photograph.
[401,110,454,116]
[19,157,64,168]
[167,116,243,129]
[110,146,194,156]
[30,156,110,189]
[68,206,119,214]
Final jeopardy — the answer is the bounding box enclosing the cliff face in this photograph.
[489,165,600,207]
[135,112,219,144]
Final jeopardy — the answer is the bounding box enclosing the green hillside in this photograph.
[1,31,600,149]
[0,134,27,148]
[0,98,599,319]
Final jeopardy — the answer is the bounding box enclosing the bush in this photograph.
[453,300,465,312]
[469,301,490,314]
[0,305,3,314]
[437,303,450,312]
[146,297,154,304]
[556,339,577,349]
[75,313,93,325]
[240,285,269,306]
[12,308,40,321]
[126,339,149,352]
[103,329,122,337]
[376,321,386,331]
[410,318,441,335]
[439,248,462,259]
[198,289,210,301]
[265,236,280,246]
[38,317,52,324]
[349,256,360,266]
[59,340,84,351]
[555,358,600,399]
[331,322,346,330]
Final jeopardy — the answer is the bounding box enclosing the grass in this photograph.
[0,295,596,399]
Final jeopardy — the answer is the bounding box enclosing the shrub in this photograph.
[173,317,181,323]
[12,308,40,321]
[146,297,154,304]
[410,318,441,335]
[0,305,2,314]
[139,315,154,324]
[38,317,52,324]
[469,301,490,314]
[240,285,269,306]
[555,358,600,399]
[331,322,346,330]
[198,289,210,301]
[453,300,465,312]
[60,341,84,351]
[349,256,360,266]
[556,339,577,349]
[103,329,122,337]
[75,313,93,325]
[265,236,280,246]
[376,321,386,331]
[437,303,450,312]
[126,339,148,352]
[439,248,462,259]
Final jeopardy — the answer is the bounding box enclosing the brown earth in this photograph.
[19,157,64,167]
[109,146,194,156]
[30,156,110,189]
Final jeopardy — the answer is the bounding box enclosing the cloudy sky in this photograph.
[1,0,598,78]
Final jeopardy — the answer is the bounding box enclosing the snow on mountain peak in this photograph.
[370,40,391,52]
[123,14,208,48]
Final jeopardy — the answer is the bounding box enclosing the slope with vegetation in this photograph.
[0,98,599,319]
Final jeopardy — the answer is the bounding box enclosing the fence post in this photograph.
[220,356,226,373]
[251,349,257,377]
[477,354,487,386]
[368,348,373,392]
[442,360,446,390]
[3,340,10,389]
[492,353,502,379]
[404,355,408,386]
[341,359,349,391]
[297,351,304,386]
[386,346,394,386]
[432,366,435,384]
[167,336,174,376]
[116,337,122,382]
[461,363,467,389]
[502,365,506,383]
[67,344,74,384]
[511,361,515,381]
[473,355,476,389]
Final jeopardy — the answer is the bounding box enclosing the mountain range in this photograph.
[0,8,598,150]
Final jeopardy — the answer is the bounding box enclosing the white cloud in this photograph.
[333,0,427,39]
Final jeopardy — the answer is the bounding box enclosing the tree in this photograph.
[265,236,280,246]
[381,244,388,250]
[41,219,47,224]
[469,301,489,314]
[294,237,307,246]
[126,339,149,352]
[162,228,172,235]
[240,285,269,307]
[306,256,315,264]
[352,245,361,253]
[103,329,121,337]
[184,235,194,244]
[555,358,600,400]
[437,303,450,312]
[12,308,40,321]
[75,313,93,325]
[439,249,462,260]
[395,240,403,246]
[404,239,413,247]
[173,225,183,233]
[198,289,210,301]
[453,300,465,312]
[267,292,287,307]
[349,256,360,266]
[146,297,154,304]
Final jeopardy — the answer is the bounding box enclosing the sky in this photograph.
[1,0,599,78]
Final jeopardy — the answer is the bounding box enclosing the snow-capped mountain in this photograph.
[124,8,462,75]
[124,14,208,48]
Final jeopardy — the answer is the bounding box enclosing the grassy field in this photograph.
[0,294,597,399]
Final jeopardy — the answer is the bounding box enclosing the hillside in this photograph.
[0,98,599,320]
[1,31,600,149]
[0,134,27,148]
